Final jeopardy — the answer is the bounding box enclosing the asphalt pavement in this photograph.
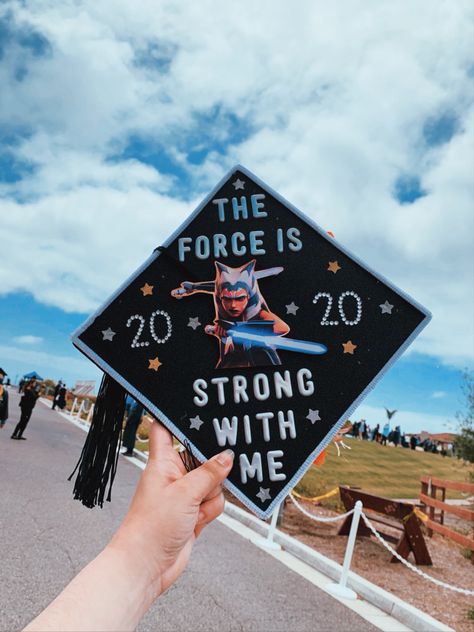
[0,387,377,631]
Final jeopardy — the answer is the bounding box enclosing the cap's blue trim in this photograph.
[71,163,431,520]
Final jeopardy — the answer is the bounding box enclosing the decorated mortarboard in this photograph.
[70,165,430,518]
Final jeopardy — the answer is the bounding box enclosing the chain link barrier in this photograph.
[289,492,474,597]
[360,512,474,597]
[289,492,354,523]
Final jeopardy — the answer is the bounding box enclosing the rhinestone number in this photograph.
[127,310,172,348]
[313,291,362,326]
[127,315,150,348]
[149,309,172,344]
[338,291,362,325]
[313,292,339,325]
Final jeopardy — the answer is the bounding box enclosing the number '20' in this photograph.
[126,310,172,348]
[313,291,362,326]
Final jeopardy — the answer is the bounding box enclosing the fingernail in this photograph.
[216,449,234,466]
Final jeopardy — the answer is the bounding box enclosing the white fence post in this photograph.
[69,398,78,416]
[254,502,282,551]
[86,403,94,423]
[75,400,85,419]
[327,500,363,600]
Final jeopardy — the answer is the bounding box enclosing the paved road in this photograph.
[0,388,377,631]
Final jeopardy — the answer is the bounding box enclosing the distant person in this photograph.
[393,425,401,447]
[372,423,380,442]
[381,422,390,446]
[11,378,40,440]
[410,435,417,450]
[52,380,63,410]
[5,377,10,387]
[351,420,360,438]
[54,384,67,411]
[122,396,144,457]
[0,369,9,429]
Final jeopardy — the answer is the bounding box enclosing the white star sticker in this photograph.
[232,178,245,190]
[286,301,299,315]
[102,327,116,341]
[256,487,271,503]
[306,409,321,424]
[188,317,201,330]
[189,415,204,430]
[380,300,394,315]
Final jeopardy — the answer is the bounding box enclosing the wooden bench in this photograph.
[338,486,432,565]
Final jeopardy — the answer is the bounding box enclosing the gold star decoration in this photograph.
[342,340,357,354]
[328,261,341,274]
[148,357,162,371]
[140,283,154,296]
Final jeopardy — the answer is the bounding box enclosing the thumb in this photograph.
[181,449,234,504]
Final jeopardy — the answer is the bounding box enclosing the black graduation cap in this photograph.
[70,165,430,518]
[0,368,6,377]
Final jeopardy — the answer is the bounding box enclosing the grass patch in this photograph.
[295,438,472,507]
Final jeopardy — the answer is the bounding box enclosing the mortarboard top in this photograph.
[71,164,430,519]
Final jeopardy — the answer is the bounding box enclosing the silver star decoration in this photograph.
[286,301,299,315]
[102,327,116,341]
[256,487,271,503]
[232,178,245,190]
[189,415,204,430]
[188,317,201,330]
[306,409,321,424]
[380,300,394,315]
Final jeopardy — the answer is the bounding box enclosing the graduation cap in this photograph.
[0,368,6,377]
[70,165,430,518]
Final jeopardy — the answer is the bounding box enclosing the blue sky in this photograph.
[0,1,473,435]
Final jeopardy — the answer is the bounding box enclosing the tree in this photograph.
[454,369,474,464]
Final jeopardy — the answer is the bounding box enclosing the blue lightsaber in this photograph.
[227,329,327,355]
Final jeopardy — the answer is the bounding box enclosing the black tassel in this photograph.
[69,374,126,508]
[179,439,200,473]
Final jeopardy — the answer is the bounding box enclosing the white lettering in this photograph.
[212,416,238,447]
[192,379,208,407]
[239,452,263,484]
[267,450,286,481]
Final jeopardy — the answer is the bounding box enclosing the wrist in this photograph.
[107,527,163,606]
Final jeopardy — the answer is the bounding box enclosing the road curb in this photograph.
[224,502,454,632]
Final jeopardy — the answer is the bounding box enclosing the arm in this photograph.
[171,280,215,299]
[25,424,234,632]
[260,309,290,336]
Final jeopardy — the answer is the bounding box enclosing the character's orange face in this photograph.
[221,288,249,317]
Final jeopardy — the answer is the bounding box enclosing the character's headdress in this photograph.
[214,260,268,321]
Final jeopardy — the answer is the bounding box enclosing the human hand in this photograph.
[108,423,234,603]
[170,282,194,299]
[205,324,227,339]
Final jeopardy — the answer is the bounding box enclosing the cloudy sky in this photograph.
[0,0,472,433]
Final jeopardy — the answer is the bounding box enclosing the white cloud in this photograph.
[431,391,447,399]
[0,0,472,367]
[12,335,43,345]
[0,343,99,380]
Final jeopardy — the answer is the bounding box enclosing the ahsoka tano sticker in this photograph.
[71,165,431,518]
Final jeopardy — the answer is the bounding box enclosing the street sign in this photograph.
[72,165,430,518]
